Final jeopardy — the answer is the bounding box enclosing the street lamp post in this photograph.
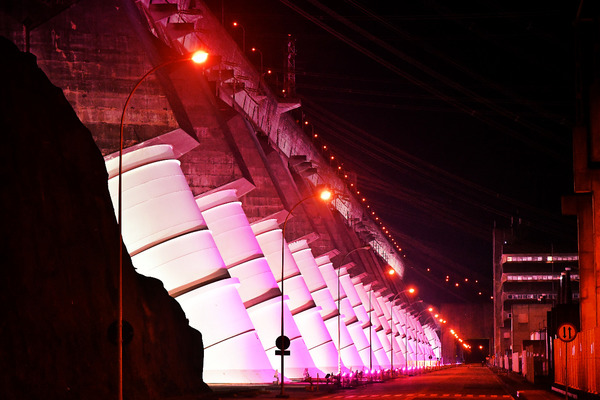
[368,287,372,372]
[389,293,401,377]
[251,47,263,76]
[232,21,245,53]
[405,312,409,372]
[278,187,332,398]
[117,50,209,400]
[336,246,371,377]
[386,284,415,378]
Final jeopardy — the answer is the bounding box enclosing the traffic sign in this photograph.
[275,335,290,356]
[557,322,578,342]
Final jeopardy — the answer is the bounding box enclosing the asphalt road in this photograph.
[206,365,564,400]
[319,365,511,399]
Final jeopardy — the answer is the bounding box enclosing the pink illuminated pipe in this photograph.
[369,288,397,367]
[424,325,441,362]
[351,281,391,369]
[104,145,274,384]
[339,271,390,370]
[251,219,340,374]
[406,313,422,367]
[315,255,372,371]
[195,190,321,380]
[375,295,403,369]
[392,307,410,368]
[388,301,408,368]
[365,289,394,368]
[336,267,383,370]
[289,240,363,371]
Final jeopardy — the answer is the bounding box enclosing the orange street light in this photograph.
[191,50,209,64]
[232,21,245,52]
[279,185,333,397]
[336,245,371,375]
[117,49,210,400]
[251,47,263,76]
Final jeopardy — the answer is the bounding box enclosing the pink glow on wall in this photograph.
[353,283,391,368]
[131,230,225,295]
[366,325,390,369]
[252,219,340,374]
[336,267,382,370]
[196,190,321,379]
[290,241,364,371]
[105,145,274,384]
[106,145,206,256]
[316,256,372,369]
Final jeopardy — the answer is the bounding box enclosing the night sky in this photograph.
[210,0,579,306]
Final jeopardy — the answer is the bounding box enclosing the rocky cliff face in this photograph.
[0,36,210,399]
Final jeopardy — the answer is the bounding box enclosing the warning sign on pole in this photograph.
[557,322,578,342]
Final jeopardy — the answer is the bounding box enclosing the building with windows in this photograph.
[492,227,579,376]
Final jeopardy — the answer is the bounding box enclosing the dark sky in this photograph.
[210,0,580,306]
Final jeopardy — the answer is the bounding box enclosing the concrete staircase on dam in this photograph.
[1,0,438,390]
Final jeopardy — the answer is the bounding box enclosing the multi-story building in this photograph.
[492,227,579,375]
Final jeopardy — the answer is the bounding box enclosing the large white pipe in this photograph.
[196,190,320,380]
[315,256,371,371]
[353,283,390,369]
[337,267,381,370]
[289,240,363,371]
[385,301,405,369]
[366,290,394,370]
[105,145,274,383]
[252,219,340,375]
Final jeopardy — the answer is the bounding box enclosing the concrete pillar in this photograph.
[251,219,340,375]
[195,189,320,380]
[315,255,372,372]
[290,240,363,371]
[353,282,391,369]
[338,267,384,370]
[105,145,274,383]
[388,303,407,370]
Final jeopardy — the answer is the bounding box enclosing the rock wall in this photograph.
[0,37,210,399]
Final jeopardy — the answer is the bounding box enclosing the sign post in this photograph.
[557,322,578,400]
[275,335,291,356]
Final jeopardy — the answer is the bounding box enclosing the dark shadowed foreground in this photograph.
[0,37,211,399]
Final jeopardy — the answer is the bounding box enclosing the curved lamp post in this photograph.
[251,47,264,79]
[336,245,371,376]
[387,286,415,377]
[232,21,245,53]
[117,49,209,400]
[278,187,332,398]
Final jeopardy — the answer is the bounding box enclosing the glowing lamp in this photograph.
[191,50,209,64]
[319,188,333,201]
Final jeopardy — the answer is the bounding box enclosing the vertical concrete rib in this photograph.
[251,219,340,375]
[365,288,394,370]
[104,145,274,383]
[351,280,390,369]
[375,295,404,370]
[315,255,371,371]
[289,240,363,371]
[195,190,320,380]
[336,267,382,370]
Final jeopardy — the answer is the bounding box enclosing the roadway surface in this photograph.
[319,365,512,399]
[206,365,564,400]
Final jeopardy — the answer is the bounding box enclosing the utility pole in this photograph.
[283,34,296,98]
